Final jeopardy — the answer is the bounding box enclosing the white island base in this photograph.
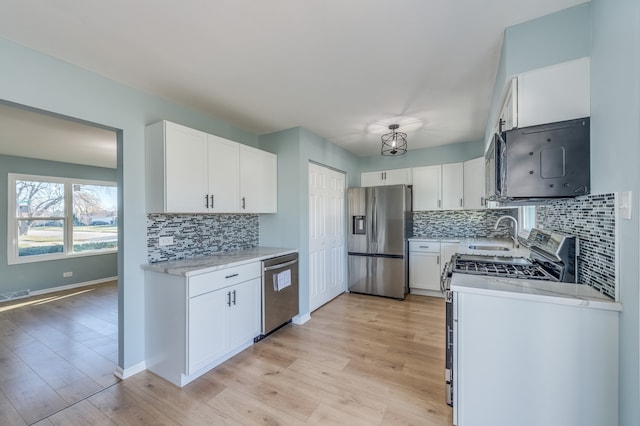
[452,277,620,426]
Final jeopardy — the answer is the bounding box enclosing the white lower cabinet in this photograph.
[145,262,261,387]
[410,240,460,297]
[440,242,459,272]
[409,241,442,296]
[188,289,228,374]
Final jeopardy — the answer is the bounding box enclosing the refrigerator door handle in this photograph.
[371,191,377,252]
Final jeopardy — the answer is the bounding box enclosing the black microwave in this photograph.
[485,117,590,201]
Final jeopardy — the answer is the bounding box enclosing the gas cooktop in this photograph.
[452,254,557,281]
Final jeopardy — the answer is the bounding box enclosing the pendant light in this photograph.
[381,124,407,156]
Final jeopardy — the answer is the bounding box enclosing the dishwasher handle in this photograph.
[264,259,298,272]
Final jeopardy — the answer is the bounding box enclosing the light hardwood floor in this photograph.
[0,281,118,425]
[30,291,452,425]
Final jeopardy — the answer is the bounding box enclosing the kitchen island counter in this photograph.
[451,272,621,311]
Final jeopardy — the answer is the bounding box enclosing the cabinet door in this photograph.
[463,157,485,210]
[208,135,240,212]
[188,289,228,374]
[165,122,208,213]
[383,168,412,185]
[440,242,459,273]
[412,165,441,211]
[517,58,590,128]
[240,145,277,213]
[409,251,441,291]
[227,278,261,350]
[360,171,382,187]
[442,163,464,210]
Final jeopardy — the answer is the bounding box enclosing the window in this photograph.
[519,205,537,235]
[8,174,117,264]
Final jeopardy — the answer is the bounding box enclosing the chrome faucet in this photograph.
[494,215,519,248]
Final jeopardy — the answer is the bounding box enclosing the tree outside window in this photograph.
[10,174,117,263]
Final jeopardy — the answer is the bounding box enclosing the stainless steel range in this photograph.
[442,228,578,407]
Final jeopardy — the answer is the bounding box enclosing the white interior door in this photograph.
[309,163,346,312]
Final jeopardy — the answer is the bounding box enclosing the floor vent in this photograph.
[0,289,31,301]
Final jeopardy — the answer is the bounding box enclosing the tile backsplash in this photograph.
[413,208,519,239]
[147,214,259,263]
[536,193,616,299]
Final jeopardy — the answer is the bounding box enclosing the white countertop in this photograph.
[451,273,622,312]
[142,246,297,277]
[410,236,531,258]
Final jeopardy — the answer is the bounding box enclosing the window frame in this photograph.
[8,173,117,265]
[518,205,537,238]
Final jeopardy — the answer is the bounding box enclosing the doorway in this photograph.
[308,162,346,311]
[0,101,120,424]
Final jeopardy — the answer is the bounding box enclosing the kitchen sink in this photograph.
[468,245,511,251]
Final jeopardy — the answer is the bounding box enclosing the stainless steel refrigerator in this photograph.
[347,185,412,299]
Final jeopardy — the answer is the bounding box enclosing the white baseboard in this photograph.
[115,361,146,380]
[31,276,118,297]
[292,312,311,325]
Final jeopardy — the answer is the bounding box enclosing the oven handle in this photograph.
[264,259,298,272]
[440,262,450,293]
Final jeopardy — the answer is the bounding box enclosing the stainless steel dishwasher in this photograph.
[258,253,299,339]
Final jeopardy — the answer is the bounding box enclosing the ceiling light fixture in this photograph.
[381,124,407,156]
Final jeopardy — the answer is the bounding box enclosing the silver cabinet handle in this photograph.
[225,273,239,279]
[241,197,246,209]
[481,196,485,207]
[438,200,441,208]
[226,291,231,307]
[204,194,209,209]
[460,198,463,207]
[232,290,236,305]
[210,194,214,209]
[419,245,430,249]
[437,255,440,264]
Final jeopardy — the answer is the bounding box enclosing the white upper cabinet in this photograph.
[413,163,463,211]
[517,57,590,128]
[239,145,277,213]
[498,78,518,131]
[360,168,412,187]
[146,120,277,214]
[207,135,240,213]
[463,157,485,209]
[498,58,590,132]
[441,162,464,210]
[412,165,442,211]
[146,121,209,213]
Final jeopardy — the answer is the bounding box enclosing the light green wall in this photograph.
[0,36,259,371]
[259,127,359,314]
[486,2,640,424]
[484,2,592,144]
[591,0,640,424]
[0,154,117,293]
[358,140,484,172]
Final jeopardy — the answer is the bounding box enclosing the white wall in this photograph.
[0,36,259,372]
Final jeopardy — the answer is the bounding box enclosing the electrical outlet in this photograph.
[159,236,174,246]
[63,272,73,277]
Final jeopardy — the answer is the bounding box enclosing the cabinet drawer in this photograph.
[409,241,441,253]
[189,262,261,297]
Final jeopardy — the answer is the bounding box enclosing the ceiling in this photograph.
[0,0,587,159]
[0,103,117,168]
